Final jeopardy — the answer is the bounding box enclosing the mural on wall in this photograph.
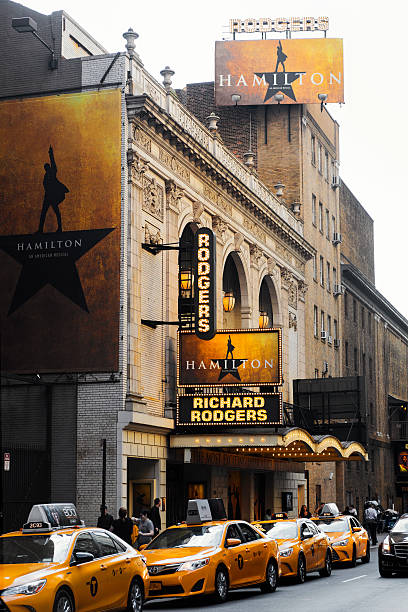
[0,89,122,373]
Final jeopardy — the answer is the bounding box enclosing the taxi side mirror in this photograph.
[301,530,313,540]
[139,544,147,550]
[71,551,95,566]
[226,538,241,547]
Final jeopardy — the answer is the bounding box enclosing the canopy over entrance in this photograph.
[170,427,368,462]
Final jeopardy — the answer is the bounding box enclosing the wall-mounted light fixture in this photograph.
[318,93,328,112]
[259,311,269,329]
[12,17,58,69]
[223,291,235,312]
[231,94,241,106]
[274,93,284,104]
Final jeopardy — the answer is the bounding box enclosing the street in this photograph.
[145,542,407,612]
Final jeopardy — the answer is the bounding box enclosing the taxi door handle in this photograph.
[125,558,132,564]
[263,543,267,548]
[100,564,108,571]
[245,547,250,553]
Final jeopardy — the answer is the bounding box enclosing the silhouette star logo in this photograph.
[211,335,247,381]
[255,40,305,102]
[0,229,114,315]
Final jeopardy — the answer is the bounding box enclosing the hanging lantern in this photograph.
[223,291,235,312]
[259,311,269,329]
[179,270,192,292]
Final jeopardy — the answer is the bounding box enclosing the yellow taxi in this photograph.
[0,503,149,612]
[142,499,279,602]
[252,513,332,583]
[312,507,370,566]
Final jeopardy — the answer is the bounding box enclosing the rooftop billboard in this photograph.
[215,38,344,105]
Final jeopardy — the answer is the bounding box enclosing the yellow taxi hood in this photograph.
[0,563,57,589]
[144,546,218,563]
[275,538,298,548]
[327,532,346,542]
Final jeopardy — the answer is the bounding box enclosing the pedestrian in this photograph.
[97,504,114,531]
[149,498,161,536]
[314,502,325,516]
[364,503,378,545]
[264,508,272,520]
[138,510,155,548]
[299,504,312,518]
[112,507,134,546]
[349,504,357,517]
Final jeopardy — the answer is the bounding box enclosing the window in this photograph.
[319,202,323,232]
[327,315,332,339]
[369,357,373,382]
[334,319,338,341]
[354,347,358,372]
[332,215,336,240]
[313,255,317,280]
[333,267,337,289]
[314,368,319,378]
[320,256,324,286]
[318,144,322,173]
[312,194,317,225]
[73,533,99,559]
[345,341,349,366]
[369,402,374,425]
[226,524,243,542]
[326,262,331,291]
[321,310,325,335]
[326,209,330,239]
[353,299,357,323]
[368,312,371,334]
[314,305,318,337]
[315,484,322,507]
[362,353,366,377]
[311,134,316,165]
[325,151,329,180]
[93,531,118,557]
[238,523,261,542]
[361,307,365,329]
[345,293,348,318]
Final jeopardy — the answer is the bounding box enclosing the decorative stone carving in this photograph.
[159,148,190,183]
[234,232,244,253]
[128,150,149,184]
[192,201,204,224]
[280,266,292,290]
[288,281,298,309]
[242,217,266,243]
[212,215,228,243]
[142,175,164,221]
[145,223,162,245]
[165,179,184,212]
[298,280,308,302]
[267,256,277,276]
[134,127,152,152]
[249,244,263,268]
[289,311,298,331]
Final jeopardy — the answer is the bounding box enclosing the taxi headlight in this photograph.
[2,579,47,596]
[382,537,391,553]
[178,558,210,571]
[279,547,293,557]
[332,539,349,547]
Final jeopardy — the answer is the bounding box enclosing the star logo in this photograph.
[211,335,247,381]
[255,71,306,103]
[0,228,114,315]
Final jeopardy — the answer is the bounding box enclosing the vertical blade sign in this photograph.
[194,228,216,340]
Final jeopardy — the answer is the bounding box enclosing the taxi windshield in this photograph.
[314,519,349,533]
[260,522,298,539]
[146,525,224,549]
[0,533,73,564]
[392,518,408,532]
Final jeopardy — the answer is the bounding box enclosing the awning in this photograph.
[170,427,368,462]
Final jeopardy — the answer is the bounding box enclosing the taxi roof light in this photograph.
[186,498,227,525]
[22,503,83,533]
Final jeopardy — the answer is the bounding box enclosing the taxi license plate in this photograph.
[150,582,162,591]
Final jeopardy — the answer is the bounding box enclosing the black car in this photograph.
[378,513,408,577]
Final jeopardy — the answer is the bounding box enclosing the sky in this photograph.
[19,0,408,319]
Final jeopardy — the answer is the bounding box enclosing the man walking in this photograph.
[364,503,378,545]
[138,510,155,548]
[149,498,161,536]
[97,505,114,531]
[112,507,134,546]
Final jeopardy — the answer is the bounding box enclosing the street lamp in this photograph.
[223,291,235,312]
[12,17,58,69]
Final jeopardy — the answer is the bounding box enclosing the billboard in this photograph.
[178,328,282,387]
[215,38,344,105]
[177,392,282,427]
[0,90,121,373]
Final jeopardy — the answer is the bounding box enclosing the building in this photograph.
[0,1,367,533]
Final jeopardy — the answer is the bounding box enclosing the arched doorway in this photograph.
[222,252,248,329]
[258,275,280,328]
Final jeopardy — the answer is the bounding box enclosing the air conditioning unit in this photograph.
[328,335,333,344]
[334,338,341,349]
[332,176,340,189]
[333,284,345,296]
[332,232,342,245]
[321,331,327,340]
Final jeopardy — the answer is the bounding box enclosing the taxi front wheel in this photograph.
[53,588,75,612]
[127,578,144,612]
[319,550,332,577]
[260,559,278,593]
[214,566,229,603]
